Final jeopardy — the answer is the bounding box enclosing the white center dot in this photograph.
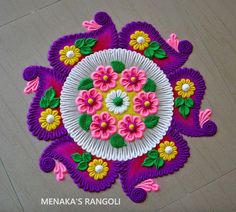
[95,165,103,173]
[46,114,55,123]
[66,50,75,58]
[165,146,173,154]
[182,83,190,92]
[136,36,145,44]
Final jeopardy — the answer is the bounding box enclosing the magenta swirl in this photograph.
[202,121,217,136]
[178,40,193,54]
[130,188,147,203]
[23,66,39,81]
[40,157,55,173]
[95,12,111,25]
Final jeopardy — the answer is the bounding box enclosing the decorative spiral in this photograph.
[23,66,39,81]
[130,188,147,203]
[94,12,111,26]
[40,157,55,173]
[202,120,217,136]
[178,40,193,55]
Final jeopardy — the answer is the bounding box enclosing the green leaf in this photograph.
[71,153,82,163]
[77,161,88,171]
[184,98,194,108]
[84,38,97,47]
[142,157,155,167]
[144,115,160,129]
[175,97,185,107]
[147,150,158,159]
[82,152,92,162]
[75,38,85,48]
[154,158,164,169]
[49,98,60,108]
[149,41,160,50]
[179,105,190,118]
[154,48,167,59]
[80,46,93,55]
[77,77,94,90]
[142,78,157,92]
[40,97,49,108]
[111,60,125,73]
[45,87,56,101]
[144,47,155,59]
[109,133,127,148]
[78,114,92,132]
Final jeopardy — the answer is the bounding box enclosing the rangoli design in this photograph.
[23,12,217,203]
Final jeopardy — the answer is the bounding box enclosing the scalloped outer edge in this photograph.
[48,12,119,76]
[168,67,217,137]
[118,128,190,202]
[119,21,193,74]
[23,65,68,141]
[39,135,120,192]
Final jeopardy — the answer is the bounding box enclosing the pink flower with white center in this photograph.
[120,66,147,92]
[133,91,159,117]
[91,65,118,92]
[118,115,146,142]
[90,112,117,140]
[75,88,103,115]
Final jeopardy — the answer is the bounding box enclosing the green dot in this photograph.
[113,97,123,106]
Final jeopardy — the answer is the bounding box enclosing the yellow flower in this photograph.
[59,45,81,65]
[129,31,151,51]
[174,78,196,98]
[87,159,109,180]
[158,141,178,161]
[39,108,61,131]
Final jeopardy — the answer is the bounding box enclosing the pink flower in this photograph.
[118,115,146,142]
[91,65,118,91]
[75,88,102,115]
[90,112,117,140]
[133,91,159,117]
[120,66,147,92]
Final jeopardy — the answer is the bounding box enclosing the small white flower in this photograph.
[105,90,130,114]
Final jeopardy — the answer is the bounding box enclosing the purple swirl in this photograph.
[94,12,111,25]
[202,120,217,136]
[23,66,38,81]
[130,188,147,203]
[178,40,193,55]
[40,157,55,173]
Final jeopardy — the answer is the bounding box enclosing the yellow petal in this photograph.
[175,85,181,91]
[130,33,137,39]
[133,44,140,50]
[64,46,69,51]
[89,171,95,177]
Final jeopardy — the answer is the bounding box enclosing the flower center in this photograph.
[66,50,75,58]
[136,36,145,44]
[113,97,123,106]
[101,122,107,128]
[182,83,190,92]
[46,114,55,123]
[144,101,151,107]
[130,76,136,82]
[103,75,109,81]
[165,146,173,154]
[87,98,94,105]
[128,124,135,131]
[95,164,104,173]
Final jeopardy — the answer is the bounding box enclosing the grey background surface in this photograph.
[0,0,236,212]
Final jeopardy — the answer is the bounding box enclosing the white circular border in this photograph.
[61,49,174,161]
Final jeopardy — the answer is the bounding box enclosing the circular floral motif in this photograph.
[129,31,151,51]
[90,112,117,140]
[91,65,118,91]
[87,159,109,180]
[39,108,61,131]
[133,91,159,117]
[105,90,130,114]
[175,78,195,98]
[158,141,178,161]
[75,88,103,115]
[59,45,81,66]
[120,66,147,92]
[118,115,146,142]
